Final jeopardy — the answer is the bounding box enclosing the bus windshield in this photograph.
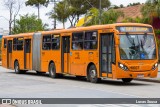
[119,34,156,60]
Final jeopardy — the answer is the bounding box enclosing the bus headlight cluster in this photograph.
[118,62,128,71]
[152,63,158,70]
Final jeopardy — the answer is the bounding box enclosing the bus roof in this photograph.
[2,23,152,38]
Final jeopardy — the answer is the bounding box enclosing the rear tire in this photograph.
[88,65,101,83]
[122,78,133,83]
[49,63,57,78]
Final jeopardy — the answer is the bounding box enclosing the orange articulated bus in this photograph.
[1,23,158,83]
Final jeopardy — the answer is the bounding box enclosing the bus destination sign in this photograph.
[117,26,153,33]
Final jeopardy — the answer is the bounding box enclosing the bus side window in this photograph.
[112,36,116,64]
[17,38,23,50]
[4,39,7,48]
[26,39,31,53]
[84,31,97,50]
[42,35,51,50]
[13,38,17,50]
[72,32,83,50]
[52,34,60,50]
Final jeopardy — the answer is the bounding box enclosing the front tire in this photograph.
[122,78,133,83]
[88,65,101,83]
[49,63,57,78]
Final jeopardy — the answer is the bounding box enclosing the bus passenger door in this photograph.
[2,39,7,67]
[100,33,114,75]
[7,40,12,68]
[62,36,70,74]
[24,39,31,69]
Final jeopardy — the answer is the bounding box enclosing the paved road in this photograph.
[0,66,160,107]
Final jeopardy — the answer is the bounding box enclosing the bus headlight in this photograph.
[152,63,158,70]
[118,62,128,71]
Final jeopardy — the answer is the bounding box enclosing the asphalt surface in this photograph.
[0,66,160,107]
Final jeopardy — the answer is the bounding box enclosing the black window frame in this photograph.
[42,34,60,50]
[4,39,7,48]
[51,34,60,50]
[72,32,84,50]
[13,37,24,51]
[84,31,98,50]
[42,34,52,50]
[25,39,31,53]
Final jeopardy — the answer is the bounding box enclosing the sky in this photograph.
[0,0,147,32]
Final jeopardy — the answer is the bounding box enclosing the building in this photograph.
[0,28,9,38]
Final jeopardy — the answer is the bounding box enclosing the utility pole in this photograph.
[99,0,102,25]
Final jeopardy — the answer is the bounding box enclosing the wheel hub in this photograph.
[90,70,96,78]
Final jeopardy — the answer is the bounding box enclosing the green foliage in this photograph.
[122,17,143,23]
[154,29,160,47]
[84,8,99,26]
[12,14,47,34]
[102,9,124,24]
[155,29,160,35]
[141,0,160,24]
[66,0,90,27]
[26,0,49,18]
[84,8,123,26]
[86,0,111,9]
[127,2,141,7]
[48,1,69,28]
[49,0,110,27]
[25,0,49,7]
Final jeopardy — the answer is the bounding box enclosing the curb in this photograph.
[135,78,160,83]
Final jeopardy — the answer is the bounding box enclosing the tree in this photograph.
[122,17,143,23]
[86,0,111,9]
[12,14,47,34]
[4,0,23,34]
[84,8,124,26]
[127,2,141,7]
[25,0,49,19]
[66,0,88,27]
[67,0,111,27]
[48,0,111,28]
[48,1,69,28]
[141,0,160,24]
[120,4,124,8]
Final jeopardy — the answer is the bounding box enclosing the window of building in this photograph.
[84,31,98,49]
[72,32,83,50]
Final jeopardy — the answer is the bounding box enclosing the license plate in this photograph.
[137,74,144,78]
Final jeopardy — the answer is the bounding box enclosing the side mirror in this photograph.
[115,34,120,45]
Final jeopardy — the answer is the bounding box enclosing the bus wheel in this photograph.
[122,78,133,83]
[88,65,100,83]
[14,61,21,74]
[49,63,57,78]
